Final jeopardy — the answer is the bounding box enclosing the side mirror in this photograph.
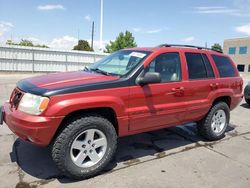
[137,72,161,86]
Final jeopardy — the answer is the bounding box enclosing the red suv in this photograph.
[0,44,243,179]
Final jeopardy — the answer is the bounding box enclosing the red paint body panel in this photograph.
[3,47,243,146]
[3,102,63,146]
[26,71,119,90]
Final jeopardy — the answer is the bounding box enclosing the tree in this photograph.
[6,40,14,45]
[105,31,137,53]
[35,44,49,48]
[6,39,49,48]
[19,39,34,47]
[73,40,93,51]
[211,43,223,52]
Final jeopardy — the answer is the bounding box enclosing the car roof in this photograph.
[126,45,224,56]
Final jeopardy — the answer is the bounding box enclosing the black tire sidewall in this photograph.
[53,116,117,179]
[198,102,230,141]
[246,98,250,105]
[207,103,230,138]
[67,123,114,175]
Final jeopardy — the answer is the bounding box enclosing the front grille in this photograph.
[10,88,24,108]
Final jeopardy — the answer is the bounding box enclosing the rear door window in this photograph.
[212,55,236,77]
[185,53,214,80]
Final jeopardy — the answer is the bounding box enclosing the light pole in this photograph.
[99,0,103,52]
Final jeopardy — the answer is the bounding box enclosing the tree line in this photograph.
[5,31,223,53]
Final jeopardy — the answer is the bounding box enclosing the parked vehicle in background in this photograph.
[0,44,243,179]
[244,83,250,104]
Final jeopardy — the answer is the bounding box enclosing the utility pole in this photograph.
[91,21,94,50]
[99,0,103,52]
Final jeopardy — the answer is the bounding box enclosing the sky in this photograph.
[0,0,250,51]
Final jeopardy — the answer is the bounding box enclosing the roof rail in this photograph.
[157,44,223,53]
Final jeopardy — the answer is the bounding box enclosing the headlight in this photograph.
[18,93,50,115]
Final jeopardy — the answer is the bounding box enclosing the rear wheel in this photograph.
[52,114,117,179]
[198,102,230,141]
[245,98,250,105]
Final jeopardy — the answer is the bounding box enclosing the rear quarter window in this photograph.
[212,55,236,77]
[202,54,215,78]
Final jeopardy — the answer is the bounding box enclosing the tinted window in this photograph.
[239,46,247,54]
[146,52,181,82]
[237,64,245,72]
[228,47,236,55]
[185,53,207,79]
[248,65,250,72]
[202,54,215,78]
[212,55,236,77]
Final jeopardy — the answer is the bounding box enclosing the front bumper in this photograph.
[2,102,64,146]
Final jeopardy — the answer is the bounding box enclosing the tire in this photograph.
[51,114,117,180]
[198,102,230,141]
[246,98,250,105]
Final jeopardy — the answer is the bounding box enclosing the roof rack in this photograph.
[157,44,223,53]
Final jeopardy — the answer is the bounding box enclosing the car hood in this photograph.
[17,71,119,92]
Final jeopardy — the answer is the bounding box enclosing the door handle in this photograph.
[210,83,219,90]
[168,87,185,96]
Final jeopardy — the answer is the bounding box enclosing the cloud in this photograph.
[18,35,110,51]
[235,23,250,35]
[182,36,195,43]
[47,36,109,51]
[132,28,141,32]
[84,15,92,21]
[194,6,238,14]
[195,6,226,10]
[37,4,65,11]
[146,29,162,34]
[87,39,110,51]
[48,35,77,50]
[192,3,250,17]
[0,21,14,37]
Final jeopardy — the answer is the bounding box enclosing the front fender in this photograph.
[43,89,128,118]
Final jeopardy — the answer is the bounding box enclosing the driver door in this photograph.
[128,52,187,131]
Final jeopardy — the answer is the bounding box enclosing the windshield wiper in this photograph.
[83,66,90,72]
[90,68,110,76]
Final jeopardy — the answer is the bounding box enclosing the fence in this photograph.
[0,45,108,72]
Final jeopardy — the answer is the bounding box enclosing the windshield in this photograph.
[89,50,151,76]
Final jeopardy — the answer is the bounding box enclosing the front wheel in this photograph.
[198,102,230,141]
[52,115,117,179]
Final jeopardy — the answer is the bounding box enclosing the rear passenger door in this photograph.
[182,52,217,122]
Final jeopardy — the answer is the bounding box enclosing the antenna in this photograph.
[91,21,94,50]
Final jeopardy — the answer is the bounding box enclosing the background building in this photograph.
[223,37,250,75]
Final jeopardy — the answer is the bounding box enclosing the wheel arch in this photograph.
[212,96,231,108]
[51,107,119,144]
